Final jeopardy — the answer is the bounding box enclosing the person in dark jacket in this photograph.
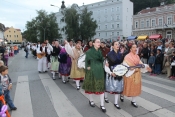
[140,43,149,64]
[154,49,163,75]
[148,52,155,75]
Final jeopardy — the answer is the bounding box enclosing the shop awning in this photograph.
[149,34,162,39]
[127,36,137,40]
[137,35,148,40]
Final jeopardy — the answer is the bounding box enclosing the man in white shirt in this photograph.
[37,42,51,73]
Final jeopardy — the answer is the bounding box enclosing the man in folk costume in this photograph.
[65,40,85,90]
[47,40,61,80]
[37,42,51,73]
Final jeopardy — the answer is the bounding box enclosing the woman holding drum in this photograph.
[104,41,124,109]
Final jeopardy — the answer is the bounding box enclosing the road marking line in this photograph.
[142,86,175,104]
[39,74,82,117]
[142,74,175,85]
[142,79,175,92]
[11,76,33,117]
[69,81,132,117]
[125,97,175,117]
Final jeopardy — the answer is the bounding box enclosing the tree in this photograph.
[131,0,175,14]
[63,5,80,39]
[80,7,97,41]
[24,10,61,42]
[63,5,98,41]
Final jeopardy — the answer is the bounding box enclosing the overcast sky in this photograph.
[0,0,101,32]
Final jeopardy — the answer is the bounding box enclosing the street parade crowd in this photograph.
[25,38,175,113]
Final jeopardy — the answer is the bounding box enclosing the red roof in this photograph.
[149,34,162,39]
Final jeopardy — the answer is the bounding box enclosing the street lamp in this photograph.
[37,25,47,41]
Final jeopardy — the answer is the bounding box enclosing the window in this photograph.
[112,8,114,12]
[167,17,172,25]
[106,32,107,37]
[99,33,100,37]
[14,31,15,33]
[141,21,144,28]
[111,16,114,21]
[159,19,163,26]
[117,24,119,28]
[9,31,11,32]
[17,40,18,42]
[152,20,155,27]
[10,40,11,42]
[7,35,8,37]
[14,35,16,38]
[135,22,138,28]
[117,16,119,20]
[105,17,107,22]
[117,7,119,12]
[112,32,114,36]
[105,9,107,13]
[17,35,18,37]
[10,35,11,37]
[112,24,114,29]
[117,32,119,36]
[15,40,16,42]
[98,26,100,30]
[146,21,149,27]
[105,25,107,29]
[99,18,100,22]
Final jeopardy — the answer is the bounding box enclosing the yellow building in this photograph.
[4,26,22,43]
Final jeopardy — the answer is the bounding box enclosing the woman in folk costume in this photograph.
[59,47,71,83]
[82,38,106,113]
[47,40,61,80]
[104,41,124,109]
[122,44,151,108]
[37,42,51,73]
[65,40,85,90]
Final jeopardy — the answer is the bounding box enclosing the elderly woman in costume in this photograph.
[104,41,124,109]
[59,47,71,83]
[65,40,85,90]
[47,40,61,80]
[122,44,151,108]
[83,38,106,113]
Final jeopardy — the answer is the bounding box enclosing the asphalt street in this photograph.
[7,50,175,117]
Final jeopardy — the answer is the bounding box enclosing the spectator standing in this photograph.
[162,43,170,74]
[170,51,175,79]
[4,50,9,66]
[154,49,163,75]
[166,42,175,77]
[25,43,30,58]
[140,43,149,64]
[148,52,155,75]
[0,66,17,110]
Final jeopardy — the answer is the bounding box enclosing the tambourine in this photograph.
[113,64,145,76]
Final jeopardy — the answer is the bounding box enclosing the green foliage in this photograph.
[63,5,97,41]
[80,7,97,41]
[24,10,61,43]
[131,0,175,14]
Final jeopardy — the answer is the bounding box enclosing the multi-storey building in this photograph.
[55,0,133,41]
[4,26,23,43]
[132,3,175,39]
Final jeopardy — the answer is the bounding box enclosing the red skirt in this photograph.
[85,91,104,95]
[73,77,84,80]
[60,73,70,76]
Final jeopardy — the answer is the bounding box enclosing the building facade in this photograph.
[4,26,22,43]
[132,3,175,39]
[55,0,133,41]
[0,23,5,41]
